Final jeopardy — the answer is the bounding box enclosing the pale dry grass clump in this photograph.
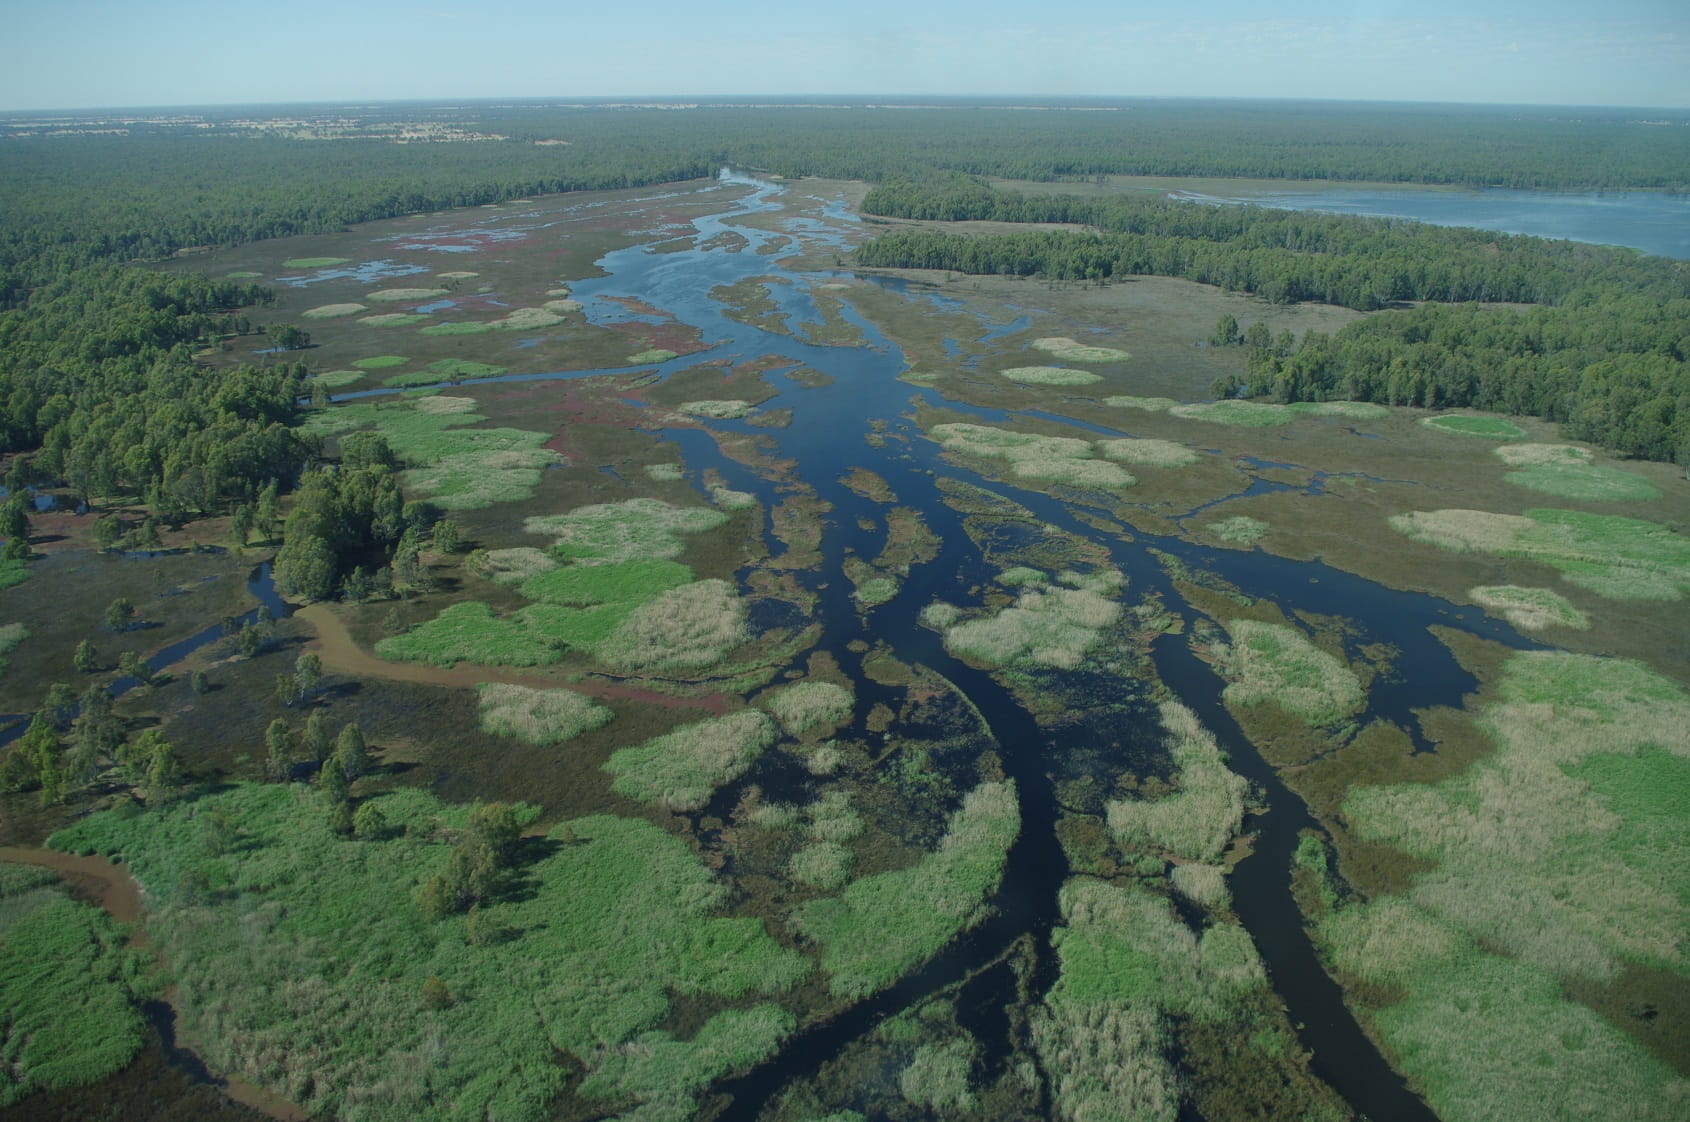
[1096,438,1199,468]
[1107,701,1247,863]
[709,486,757,511]
[1495,443,1593,467]
[931,422,1134,490]
[357,313,427,327]
[804,743,845,776]
[437,270,479,279]
[366,287,449,302]
[1469,585,1590,631]
[302,303,366,319]
[789,843,855,890]
[1217,620,1364,726]
[1206,515,1269,544]
[1169,400,1296,427]
[1031,337,1132,363]
[679,400,754,419]
[543,299,584,314]
[1390,508,1538,555]
[764,680,853,735]
[1342,651,1690,984]
[476,683,613,745]
[604,710,777,811]
[999,366,1104,386]
[525,499,729,565]
[477,547,558,585]
[1031,1002,1176,1122]
[410,394,478,415]
[595,580,746,673]
[644,463,685,482]
[899,1039,977,1111]
[920,602,963,630]
[1103,395,1177,412]
[490,307,565,330]
[944,576,1122,669]
[1169,863,1230,910]
[1014,457,1134,488]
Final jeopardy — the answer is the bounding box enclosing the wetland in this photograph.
[4,164,1687,1122]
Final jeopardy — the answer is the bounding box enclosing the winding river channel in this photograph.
[313,170,1564,1119]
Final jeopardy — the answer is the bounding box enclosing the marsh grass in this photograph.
[1096,438,1200,467]
[1205,516,1268,544]
[1503,464,1662,502]
[1169,863,1230,910]
[303,303,365,319]
[711,486,758,510]
[931,422,1135,489]
[525,499,729,564]
[604,710,777,811]
[521,558,693,607]
[367,287,449,302]
[419,321,494,336]
[477,547,557,585]
[0,866,147,1106]
[899,1038,977,1110]
[645,463,685,481]
[793,781,1020,998]
[790,842,855,890]
[1420,414,1526,439]
[1107,702,1246,863]
[679,400,754,419]
[352,355,408,369]
[476,683,613,745]
[283,256,351,268]
[628,349,679,364]
[50,787,807,1122]
[594,579,747,673]
[944,571,1123,670]
[490,307,565,330]
[1496,443,1593,467]
[427,359,507,379]
[1468,585,1590,631]
[1217,620,1364,726]
[1391,507,1690,600]
[1103,395,1177,412]
[764,680,854,736]
[1286,401,1391,420]
[999,366,1104,386]
[1169,401,1296,427]
[1031,337,1131,363]
[310,370,366,388]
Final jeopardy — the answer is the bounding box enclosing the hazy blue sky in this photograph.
[2,0,1686,111]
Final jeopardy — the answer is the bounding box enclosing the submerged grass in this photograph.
[1217,620,1364,727]
[50,787,807,1122]
[476,683,613,745]
[605,710,778,811]
[793,781,1020,999]
[1391,507,1690,600]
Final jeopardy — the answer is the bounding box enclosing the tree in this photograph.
[334,722,367,781]
[230,503,254,548]
[317,756,349,804]
[302,707,330,762]
[95,516,123,553]
[73,639,100,673]
[190,669,211,694]
[294,651,322,699]
[269,324,310,350]
[0,495,30,543]
[238,623,261,658]
[118,650,152,686]
[275,531,337,601]
[274,673,302,707]
[1243,321,1273,352]
[265,718,295,782]
[1209,313,1241,347]
[353,801,388,841]
[146,742,182,801]
[255,480,280,542]
[103,597,135,632]
[432,519,460,555]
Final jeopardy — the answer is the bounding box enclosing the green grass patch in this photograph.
[0,558,30,591]
[1103,395,1177,411]
[793,780,1020,998]
[1169,401,1297,427]
[1205,515,1269,544]
[1502,463,1662,502]
[628,349,678,365]
[1420,413,1526,439]
[1031,336,1131,362]
[521,558,693,607]
[226,270,262,279]
[359,313,428,327]
[0,865,147,1106]
[1218,619,1364,727]
[999,366,1104,386]
[1468,585,1589,631]
[419,321,495,336]
[283,257,351,268]
[944,570,1123,670]
[310,370,366,389]
[1391,507,1690,600]
[428,359,508,379]
[352,355,409,370]
[1286,400,1392,420]
[789,842,855,890]
[476,683,613,745]
[605,711,778,811]
[375,601,564,668]
[525,499,729,565]
[50,786,806,1122]
[1107,701,1247,863]
[900,1038,977,1110]
[763,680,854,736]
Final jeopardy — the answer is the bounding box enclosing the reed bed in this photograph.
[1106,701,1246,864]
[604,710,777,811]
[476,683,613,745]
[1217,620,1364,726]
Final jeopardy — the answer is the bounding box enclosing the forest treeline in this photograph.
[854,177,1690,464]
[1,100,1687,527]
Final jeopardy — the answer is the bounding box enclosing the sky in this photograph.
[1,0,1686,112]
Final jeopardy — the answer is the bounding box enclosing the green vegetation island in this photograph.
[0,98,1686,1122]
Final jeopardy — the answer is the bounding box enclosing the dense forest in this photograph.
[854,177,1690,464]
[2,99,1687,527]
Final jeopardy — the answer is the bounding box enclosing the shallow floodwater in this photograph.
[1188,184,1690,260]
